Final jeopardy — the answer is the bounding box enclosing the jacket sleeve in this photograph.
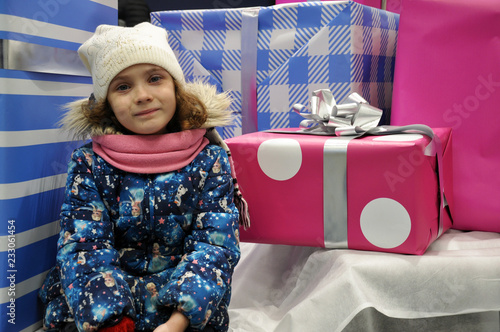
[56,146,135,331]
[159,146,241,330]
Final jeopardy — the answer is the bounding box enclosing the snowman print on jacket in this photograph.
[174,184,188,206]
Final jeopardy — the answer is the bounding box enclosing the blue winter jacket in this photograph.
[39,136,241,331]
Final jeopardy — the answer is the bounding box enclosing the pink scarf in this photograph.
[92,129,209,174]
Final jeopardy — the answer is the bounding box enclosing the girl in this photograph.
[39,22,247,332]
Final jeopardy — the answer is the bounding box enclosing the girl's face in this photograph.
[107,64,176,135]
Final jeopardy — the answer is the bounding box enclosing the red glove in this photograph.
[99,316,135,332]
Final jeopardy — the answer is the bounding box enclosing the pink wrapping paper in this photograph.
[385,0,402,13]
[391,0,500,232]
[226,128,453,255]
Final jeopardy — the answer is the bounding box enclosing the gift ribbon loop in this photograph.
[293,89,384,136]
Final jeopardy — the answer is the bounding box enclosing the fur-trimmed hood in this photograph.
[60,81,233,139]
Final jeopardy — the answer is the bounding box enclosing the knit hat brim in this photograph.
[78,22,184,102]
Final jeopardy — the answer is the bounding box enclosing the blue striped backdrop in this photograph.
[0,0,117,50]
[0,1,117,331]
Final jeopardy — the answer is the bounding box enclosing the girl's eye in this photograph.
[116,84,129,91]
[150,75,162,83]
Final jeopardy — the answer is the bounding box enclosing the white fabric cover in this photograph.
[229,230,500,331]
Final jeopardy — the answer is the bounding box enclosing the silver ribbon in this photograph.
[293,89,383,136]
[323,137,352,248]
[240,8,260,134]
[322,124,449,247]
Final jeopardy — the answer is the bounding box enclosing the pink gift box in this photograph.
[226,128,453,255]
[391,0,500,232]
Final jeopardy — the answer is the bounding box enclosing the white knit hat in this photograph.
[78,22,184,102]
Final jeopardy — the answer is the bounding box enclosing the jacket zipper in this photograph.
[148,176,155,232]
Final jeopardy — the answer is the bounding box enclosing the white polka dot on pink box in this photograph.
[225,127,454,255]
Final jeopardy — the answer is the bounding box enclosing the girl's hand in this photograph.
[152,323,171,332]
[153,310,189,332]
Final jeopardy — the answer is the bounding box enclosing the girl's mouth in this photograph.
[135,108,158,116]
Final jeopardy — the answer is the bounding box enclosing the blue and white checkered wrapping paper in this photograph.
[152,1,399,139]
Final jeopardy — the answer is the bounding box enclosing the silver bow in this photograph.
[293,90,383,136]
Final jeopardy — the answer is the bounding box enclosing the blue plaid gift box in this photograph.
[152,1,399,139]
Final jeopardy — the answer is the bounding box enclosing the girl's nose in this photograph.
[135,85,153,104]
